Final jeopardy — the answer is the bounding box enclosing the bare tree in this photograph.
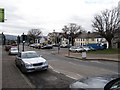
[27,29,42,43]
[92,8,120,48]
[62,23,84,46]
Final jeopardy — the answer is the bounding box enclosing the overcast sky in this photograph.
[0,0,119,36]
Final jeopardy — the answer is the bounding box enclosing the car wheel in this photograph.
[20,65,27,74]
[15,60,18,67]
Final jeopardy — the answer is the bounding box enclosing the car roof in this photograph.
[11,47,18,49]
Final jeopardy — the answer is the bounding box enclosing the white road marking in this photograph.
[65,75,77,80]
[49,65,54,70]
[49,64,83,80]
[49,65,60,73]
[53,70,61,74]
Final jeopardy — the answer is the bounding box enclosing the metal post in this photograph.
[22,33,25,51]
[17,35,20,52]
[68,35,70,56]
[22,41,24,51]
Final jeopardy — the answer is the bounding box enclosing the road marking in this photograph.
[53,70,61,74]
[65,75,77,80]
[49,65,54,70]
[49,65,60,73]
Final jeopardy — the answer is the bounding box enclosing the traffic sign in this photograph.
[0,8,4,22]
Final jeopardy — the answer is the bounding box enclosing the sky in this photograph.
[0,0,119,36]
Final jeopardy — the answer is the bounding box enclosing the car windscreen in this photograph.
[21,52,39,58]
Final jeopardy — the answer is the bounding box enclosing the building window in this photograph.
[83,38,84,41]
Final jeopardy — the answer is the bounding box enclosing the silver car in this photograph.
[69,74,120,90]
[69,46,84,52]
[15,51,48,73]
[9,47,18,55]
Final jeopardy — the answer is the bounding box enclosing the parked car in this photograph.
[41,44,53,49]
[9,47,18,55]
[15,51,48,73]
[69,74,120,90]
[82,46,91,51]
[85,43,104,50]
[4,45,11,51]
[30,43,36,48]
[69,46,84,52]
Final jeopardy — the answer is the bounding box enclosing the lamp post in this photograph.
[17,35,20,52]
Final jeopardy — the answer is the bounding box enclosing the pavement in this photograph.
[1,45,35,89]
[52,50,120,62]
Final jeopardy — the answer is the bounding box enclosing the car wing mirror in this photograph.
[104,78,120,90]
[39,55,42,57]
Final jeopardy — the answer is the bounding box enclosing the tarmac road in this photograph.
[2,45,119,89]
[2,45,74,89]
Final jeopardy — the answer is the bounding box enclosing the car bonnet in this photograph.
[22,57,46,64]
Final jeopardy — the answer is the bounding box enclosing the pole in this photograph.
[17,35,20,52]
[22,41,24,51]
[22,33,25,51]
[68,35,70,56]
[18,43,19,52]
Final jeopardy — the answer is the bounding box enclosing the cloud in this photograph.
[0,0,119,36]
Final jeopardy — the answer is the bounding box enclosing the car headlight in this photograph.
[25,63,33,68]
[43,61,48,65]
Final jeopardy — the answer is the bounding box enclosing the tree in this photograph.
[62,23,84,46]
[27,29,42,43]
[92,8,120,48]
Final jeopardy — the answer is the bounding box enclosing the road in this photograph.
[2,45,119,89]
[24,46,118,87]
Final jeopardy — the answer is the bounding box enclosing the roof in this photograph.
[76,32,102,38]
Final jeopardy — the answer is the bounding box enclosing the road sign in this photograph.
[0,8,4,22]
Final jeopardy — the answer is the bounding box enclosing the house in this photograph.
[74,32,108,48]
[35,36,47,44]
[48,32,68,45]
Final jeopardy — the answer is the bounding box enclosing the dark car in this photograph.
[4,45,11,51]
[69,74,120,90]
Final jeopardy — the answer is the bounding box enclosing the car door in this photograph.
[16,53,22,67]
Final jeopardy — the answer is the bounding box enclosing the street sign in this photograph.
[0,8,4,22]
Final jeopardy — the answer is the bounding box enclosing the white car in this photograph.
[69,46,84,52]
[15,51,48,73]
[82,46,91,51]
[9,47,18,55]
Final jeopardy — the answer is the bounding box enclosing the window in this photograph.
[83,39,84,41]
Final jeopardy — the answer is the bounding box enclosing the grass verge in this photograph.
[88,48,120,54]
